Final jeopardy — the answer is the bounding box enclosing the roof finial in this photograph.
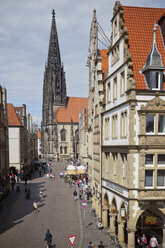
[153,24,157,47]
[52,9,55,19]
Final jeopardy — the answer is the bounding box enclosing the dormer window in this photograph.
[141,25,165,91]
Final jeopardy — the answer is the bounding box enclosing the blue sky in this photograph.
[0,0,165,126]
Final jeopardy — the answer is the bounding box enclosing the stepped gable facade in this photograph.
[41,10,88,160]
[101,2,165,248]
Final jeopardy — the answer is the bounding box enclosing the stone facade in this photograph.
[101,2,165,248]
[8,104,38,177]
[79,107,88,165]
[0,86,9,198]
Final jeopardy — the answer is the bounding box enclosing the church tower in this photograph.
[41,10,67,159]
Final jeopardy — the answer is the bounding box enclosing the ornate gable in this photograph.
[141,96,165,112]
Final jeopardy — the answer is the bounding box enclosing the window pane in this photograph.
[158,114,165,133]
[146,115,154,133]
[145,170,153,186]
[145,154,153,164]
[157,170,165,186]
[158,154,165,164]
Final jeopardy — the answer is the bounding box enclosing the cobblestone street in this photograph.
[0,162,80,248]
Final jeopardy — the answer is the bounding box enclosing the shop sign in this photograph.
[106,181,123,194]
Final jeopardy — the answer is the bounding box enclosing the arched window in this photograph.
[61,129,66,141]
[75,129,79,141]
[64,147,67,154]
[60,146,63,154]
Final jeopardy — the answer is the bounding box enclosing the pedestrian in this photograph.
[44,229,52,247]
[98,241,105,248]
[150,235,158,248]
[141,234,147,248]
[79,190,82,200]
[33,202,38,213]
[73,189,77,200]
[92,242,95,248]
[25,177,27,185]
[39,191,43,201]
[88,241,92,248]
[39,167,41,177]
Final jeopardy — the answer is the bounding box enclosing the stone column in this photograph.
[118,220,125,246]
[110,214,116,236]
[102,209,108,227]
[127,230,136,248]
[163,226,165,248]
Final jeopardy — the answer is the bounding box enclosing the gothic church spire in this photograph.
[47,9,61,71]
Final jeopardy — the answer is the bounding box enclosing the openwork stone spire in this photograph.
[47,9,61,71]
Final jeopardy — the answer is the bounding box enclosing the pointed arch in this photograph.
[60,128,66,141]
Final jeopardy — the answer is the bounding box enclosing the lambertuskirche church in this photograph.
[41,10,88,160]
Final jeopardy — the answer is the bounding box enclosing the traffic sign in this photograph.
[67,235,77,247]
[82,199,86,203]
[82,202,86,209]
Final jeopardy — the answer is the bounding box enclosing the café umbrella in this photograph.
[66,165,77,175]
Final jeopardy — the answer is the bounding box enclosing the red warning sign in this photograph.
[67,235,77,247]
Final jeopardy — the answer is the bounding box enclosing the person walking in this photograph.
[33,202,38,213]
[44,229,52,248]
[88,241,92,248]
[150,235,158,248]
[141,234,147,248]
[98,241,105,248]
[39,191,43,201]
[73,189,77,200]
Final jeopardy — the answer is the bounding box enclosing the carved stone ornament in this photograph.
[141,96,165,112]
[139,190,165,198]
[139,135,165,145]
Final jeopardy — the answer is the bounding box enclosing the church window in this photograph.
[60,146,63,154]
[158,114,165,133]
[146,114,154,133]
[64,147,67,154]
[61,129,66,141]
[75,129,79,141]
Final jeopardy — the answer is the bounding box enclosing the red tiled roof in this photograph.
[7,104,22,126]
[38,131,41,139]
[55,97,88,123]
[122,6,165,89]
[100,49,108,76]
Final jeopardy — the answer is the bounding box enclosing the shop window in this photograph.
[145,154,154,165]
[146,114,154,133]
[158,154,165,165]
[145,170,153,187]
[157,170,165,187]
[158,114,165,133]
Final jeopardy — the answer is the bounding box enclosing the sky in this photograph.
[0,0,165,126]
